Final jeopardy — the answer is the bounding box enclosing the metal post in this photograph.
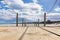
[44,13,46,27]
[16,13,18,27]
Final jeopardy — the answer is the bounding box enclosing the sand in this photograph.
[0,27,27,40]
[41,27,60,35]
[21,27,60,40]
[0,27,60,40]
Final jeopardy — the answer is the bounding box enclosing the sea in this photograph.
[0,23,60,27]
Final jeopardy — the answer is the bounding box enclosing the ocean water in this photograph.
[0,23,60,27]
[0,24,43,27]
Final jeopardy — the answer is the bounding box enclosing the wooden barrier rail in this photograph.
[16,12,46,27]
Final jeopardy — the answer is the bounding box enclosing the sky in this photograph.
[0,0,60,23]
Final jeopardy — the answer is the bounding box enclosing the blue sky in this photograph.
[0,0,60,23]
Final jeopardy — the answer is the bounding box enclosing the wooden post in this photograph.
[16,13,18,27]
[38,18,39,27]
[24,20,26,27]
[22,18,24,27]
[44,13,46,27]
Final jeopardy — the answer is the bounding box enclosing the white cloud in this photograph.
[1,1,6,4]
[1,0,60,21]
[33,0,38,3]
[3,0,43,21]
[4,5,9,8]
[54,7,60,12]
[46,13,60,21]
[0,9,16,20]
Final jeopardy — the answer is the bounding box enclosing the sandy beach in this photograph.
[0,26,60,40]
